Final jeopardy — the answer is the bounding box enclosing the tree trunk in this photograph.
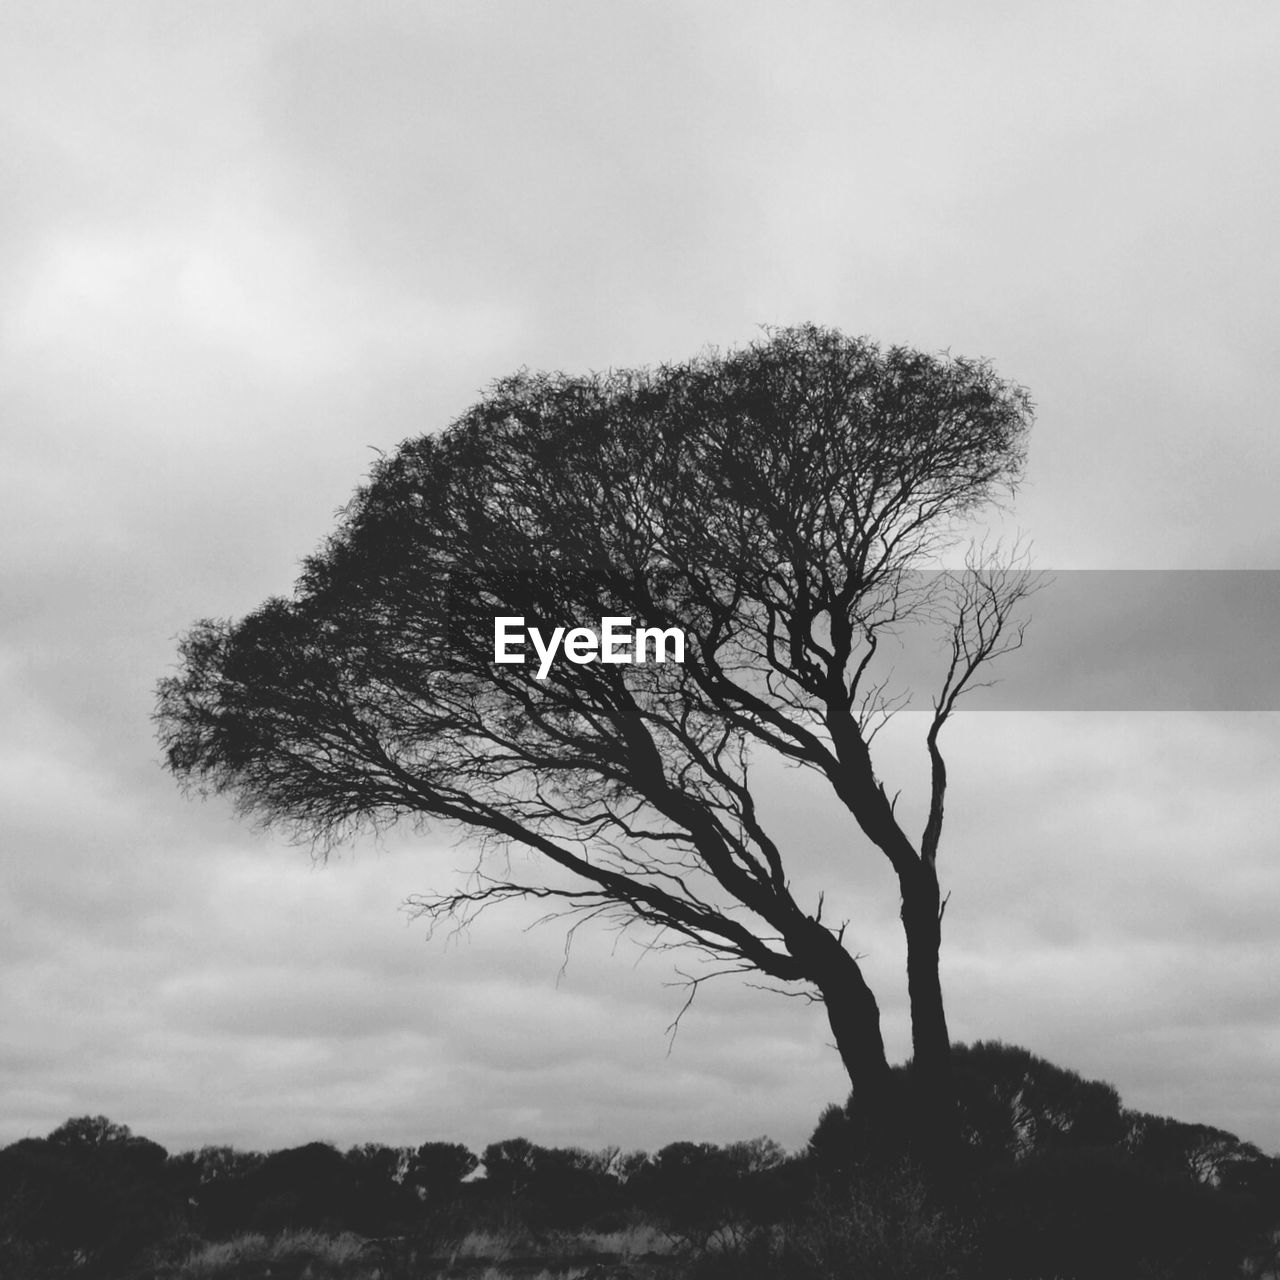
[796,919,899,1156]
[901,860,960,1175]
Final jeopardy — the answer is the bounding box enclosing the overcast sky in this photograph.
[3,1,1279,1161]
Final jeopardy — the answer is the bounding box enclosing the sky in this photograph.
[3,0,1279,1160]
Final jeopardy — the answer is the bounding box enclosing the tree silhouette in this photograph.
[480,1137,539,1197]
[406,1140,479,1199]
[46,1115,137,1152]
[949,1041,1127,1163]
[1125,1113,1263,1187]
[0,1118,173,1268]
[156,324,1034,1161]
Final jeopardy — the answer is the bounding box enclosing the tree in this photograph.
[406,1140,479,1199]
[156,324,1034,1164]
[343,1143,419,1231]
[480,1137,539,1197]
[947,1041,1126,1163]
[168,1143,264,1188]
[246,1141,354,1231]
[1124,1113,1262,1187]
[0,1119,173,1269]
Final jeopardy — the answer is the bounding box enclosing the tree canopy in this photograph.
[157,324,1035,1157]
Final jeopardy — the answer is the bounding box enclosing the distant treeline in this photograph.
[3,1042,1280,1279]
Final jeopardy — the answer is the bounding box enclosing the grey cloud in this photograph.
[3,0,1280,1163]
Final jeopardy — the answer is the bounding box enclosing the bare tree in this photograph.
[156,324,1034,1164]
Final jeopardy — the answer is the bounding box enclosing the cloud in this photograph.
[2,1,1279,1162]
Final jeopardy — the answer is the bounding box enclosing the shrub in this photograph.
[0,1122,180,1272]
[976,1144,1250,1280]
[691,1160,974,1280]
[174,1228,367,1278]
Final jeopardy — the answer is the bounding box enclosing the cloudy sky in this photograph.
[3,1,1279,1160]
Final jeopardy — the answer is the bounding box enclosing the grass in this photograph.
[448,1227,529,1261]
[167,1226,682,1279]
[542,1223,678,1257]
[174,1229,369,1277]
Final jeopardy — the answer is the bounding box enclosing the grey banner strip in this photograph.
[878,570,1279,712]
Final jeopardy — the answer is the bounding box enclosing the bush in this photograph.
[173,1229,368,1279]
[0,1122,180,1273]
[691,1161,974,1280]
[976,1144,1250,1280]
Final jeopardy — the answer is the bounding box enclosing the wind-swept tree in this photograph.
[157,325,1034,1164]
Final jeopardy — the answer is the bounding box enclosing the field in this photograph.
[162,1225,696,1280]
